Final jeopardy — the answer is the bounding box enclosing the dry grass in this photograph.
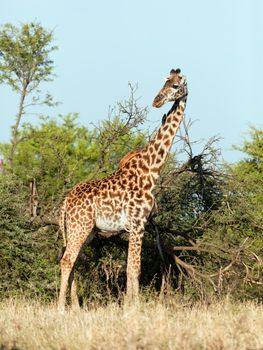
[0,297,262,350]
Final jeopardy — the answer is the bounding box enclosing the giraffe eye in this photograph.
[172,84,178,89]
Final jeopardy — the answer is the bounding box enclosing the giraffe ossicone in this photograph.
[57,68,188,309]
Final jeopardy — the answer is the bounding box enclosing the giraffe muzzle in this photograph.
[152,94,165,108]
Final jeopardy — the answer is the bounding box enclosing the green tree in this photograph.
[179,127,263,299]
[0,22,57,168]
[232,126,263,224]
[0,173,60,300]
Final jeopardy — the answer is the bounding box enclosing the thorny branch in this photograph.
[148,220,263,293]
[155,117,226,196]
[89,83,148,178]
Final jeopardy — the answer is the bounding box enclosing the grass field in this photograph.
[0,298,262,350]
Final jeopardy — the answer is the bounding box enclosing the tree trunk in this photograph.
[9,82,27,169]
[29,177,39,219]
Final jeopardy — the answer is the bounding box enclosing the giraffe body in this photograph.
[58,69,188,308]
[64,168,155,235]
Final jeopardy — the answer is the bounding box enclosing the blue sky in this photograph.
[1,0,262,162]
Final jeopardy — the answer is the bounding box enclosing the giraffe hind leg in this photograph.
[68,228,96,308]
[58,223,95,309]
[69,268,79,308]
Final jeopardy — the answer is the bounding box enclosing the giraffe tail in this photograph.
[59,199,67,260]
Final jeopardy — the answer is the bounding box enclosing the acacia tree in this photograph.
[0,22,58,168]
[151,126,263,300]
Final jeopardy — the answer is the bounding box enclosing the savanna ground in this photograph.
[0,297,263,350]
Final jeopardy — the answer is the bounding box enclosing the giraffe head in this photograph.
[152,68,188,108]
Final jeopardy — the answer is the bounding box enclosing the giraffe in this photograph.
[58,68,188,308]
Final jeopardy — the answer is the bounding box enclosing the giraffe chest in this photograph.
[94,172,155,233]
[95,209,128,232]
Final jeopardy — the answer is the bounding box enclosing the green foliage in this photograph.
[1,113,96,212]
[0,22,57,92]
[0,21,58,169]
[0,174,60,300]
[205,129,262,298]
[232,126,263,224]
[0,112,146,215]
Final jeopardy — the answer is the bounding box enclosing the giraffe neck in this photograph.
[143,100,186,177]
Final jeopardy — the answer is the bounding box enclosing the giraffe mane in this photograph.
[118,149,142,169]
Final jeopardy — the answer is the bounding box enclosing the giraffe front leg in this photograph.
[126,223,144,301]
